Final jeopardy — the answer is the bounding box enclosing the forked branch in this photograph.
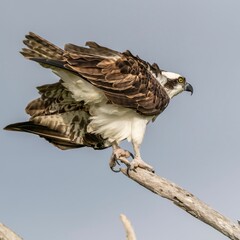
[1,168,239,240]
[121,168,240,240]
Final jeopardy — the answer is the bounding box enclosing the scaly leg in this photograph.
[109,142,134,172]
[129,142,155,173]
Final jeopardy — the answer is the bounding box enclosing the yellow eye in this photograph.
[178,77,185,83]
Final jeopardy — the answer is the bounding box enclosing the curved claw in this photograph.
[109,159,121,173]
[110,166,121,173]
[126,165,137,176]
[109,148,132,173]
[129,151,134,159]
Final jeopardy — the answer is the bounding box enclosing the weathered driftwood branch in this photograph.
[0,223,22,240]
[120,214,137,240]
[121,168,240,240]
[1,169,239,240]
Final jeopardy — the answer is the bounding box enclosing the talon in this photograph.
[109,147,132,172]
[129,151,134,159]
[118,156,131,167]
[129,157,155,173]
[126,165,136,176]
[111,166,121,173]
[109,157,121,173]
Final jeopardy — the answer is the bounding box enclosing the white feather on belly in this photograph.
[88,104,152,144]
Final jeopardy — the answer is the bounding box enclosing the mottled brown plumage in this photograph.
[21,32,170,116]
[5,32,171,150]
[28,81,108,149]
[5,32,193,172]
[6,79,108,150]
[65,49,169,116]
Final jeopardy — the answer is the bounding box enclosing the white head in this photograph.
[157,71,193,99]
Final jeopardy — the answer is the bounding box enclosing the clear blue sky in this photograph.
[1,0,240,239]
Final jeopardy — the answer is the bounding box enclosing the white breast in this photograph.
[87,104,152,144]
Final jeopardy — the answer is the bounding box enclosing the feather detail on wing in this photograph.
[21,32,170,116]
[21,32,64,60]
[64,45,170,116]
[5,80,109,150]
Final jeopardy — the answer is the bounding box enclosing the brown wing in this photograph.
[5,80,109,150]
[21,32,170,116]
[63,44,170,116]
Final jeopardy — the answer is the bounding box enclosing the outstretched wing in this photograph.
[5,81,109,150]
[21,32,170,116]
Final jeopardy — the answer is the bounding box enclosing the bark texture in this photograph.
[1,168,239,240]
[121,168,240,240]
[0,223,22,240]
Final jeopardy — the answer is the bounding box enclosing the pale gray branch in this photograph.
[121,168,240,240]
[1,169,239,240]
[0,223,22,240]
[120,214,137,240]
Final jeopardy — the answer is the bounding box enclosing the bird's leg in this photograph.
[130,142,155,173]
[109,142,133,172]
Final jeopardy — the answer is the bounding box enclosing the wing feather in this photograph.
[5,80,109,150]
[21,32,170,116]
[64,48,169,116]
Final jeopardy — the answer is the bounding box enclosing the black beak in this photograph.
[184,83,193,95]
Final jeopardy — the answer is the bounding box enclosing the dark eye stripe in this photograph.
[164,79,179,89]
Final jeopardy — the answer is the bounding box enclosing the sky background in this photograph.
[1,0,240,239]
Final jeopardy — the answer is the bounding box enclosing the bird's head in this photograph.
[160,71,193,99]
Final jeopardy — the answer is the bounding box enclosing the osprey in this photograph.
[4,32,193,172]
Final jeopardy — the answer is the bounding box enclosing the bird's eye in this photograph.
[178,77,185,83]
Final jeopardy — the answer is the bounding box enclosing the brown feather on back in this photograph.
[63,46,169,116]
[5,32,171,150]
[21,32,170,117]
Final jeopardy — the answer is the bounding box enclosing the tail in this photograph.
[4,120,109,150]
[4,122,84,150]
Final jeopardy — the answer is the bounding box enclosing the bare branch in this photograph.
[121,168,240,240]
[1,169,239,240]
[120,214,137,240]
[0,223,22,240]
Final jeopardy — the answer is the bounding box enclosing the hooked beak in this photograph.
[184,83,193,95]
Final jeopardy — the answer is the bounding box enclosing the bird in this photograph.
[4,32,193,172]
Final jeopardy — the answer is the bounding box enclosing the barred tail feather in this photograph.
[4,122,84,150]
